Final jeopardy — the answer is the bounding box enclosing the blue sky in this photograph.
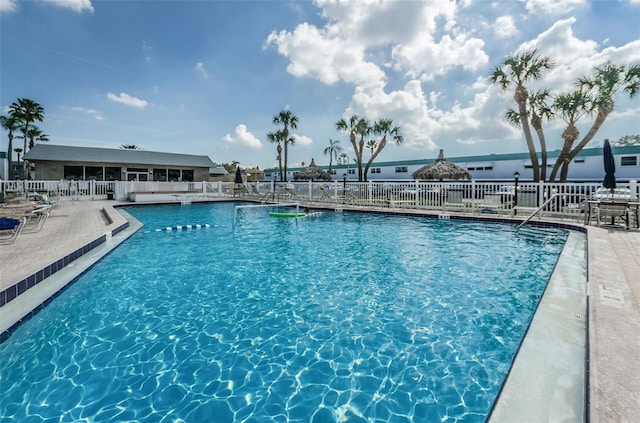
[2,0,639,171]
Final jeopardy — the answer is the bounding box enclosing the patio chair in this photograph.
[596,200,631,229]
[0,216,27,245]
[234,184,250,197]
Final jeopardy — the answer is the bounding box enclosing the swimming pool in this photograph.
[0,202,569,422]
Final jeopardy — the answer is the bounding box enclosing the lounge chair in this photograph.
[249,184,262,197]
[22,205,52,233]
[0,217,27,245]
[319,186,354,203]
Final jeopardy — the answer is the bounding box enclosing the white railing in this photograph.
[2,179,637,220]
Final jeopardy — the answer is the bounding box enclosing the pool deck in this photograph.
[1,199,638,423]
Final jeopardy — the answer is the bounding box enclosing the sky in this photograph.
[1,0,639,171]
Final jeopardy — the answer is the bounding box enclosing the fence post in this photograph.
[630,180,638,201]
[538,180,544,207]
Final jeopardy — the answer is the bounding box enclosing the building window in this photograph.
[153,169,167,182]
[371,168,381,174]
[168,169,181,181]
[182,169,194,182]
[85,166,103,181]
[105,167,121,181]
[63,165,83,180]
[574,158,585,163]
[348,169,355,175]
[621,156,638,166]
[395,166,408,173]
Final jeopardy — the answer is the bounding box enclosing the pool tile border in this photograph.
[0,222,128,309]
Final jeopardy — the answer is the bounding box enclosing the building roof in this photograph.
[23,144,215,167]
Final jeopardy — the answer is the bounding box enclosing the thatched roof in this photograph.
[294,158,332,181]
[412,149,472,181]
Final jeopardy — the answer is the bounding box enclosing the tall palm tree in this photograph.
[336,115,369,181]
[527,90,554,181]
[552,62,640,182]
[364,119,403,182]
[272,109,299,182]
[267,130,284,181]
[0,115,21,178]
[8,98,45,174]
[120,144,140,149]
[505,90,554,181]
[323,138,342,173]
[491,49,554,182]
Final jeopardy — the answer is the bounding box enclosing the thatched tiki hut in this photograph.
[294,158,332,181]
[412,149,472,181]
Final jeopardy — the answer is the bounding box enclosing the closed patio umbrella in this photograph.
[293,158,332,181]
[412,149,472,181]
[603,139,616,195]
[235,166,243,184]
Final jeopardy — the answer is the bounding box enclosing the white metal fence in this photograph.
[2,179,638,219]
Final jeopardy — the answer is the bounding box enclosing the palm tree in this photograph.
[267,130,284,181]
[323,138,342,173]
[120,144,140,149]
[363,119,403,182]
[13,148,23,165]
[552,62,640,182]
[505,90,554,181]
[0,115,21,178]
[366,139,377,157]
[548,89,591,182]
[272,109,299,182]
[25,126,49,149]
[491,49,554,182]
[336,115,369,181]
[8,98,45,175]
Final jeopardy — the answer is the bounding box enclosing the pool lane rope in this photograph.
[155,224,211,232]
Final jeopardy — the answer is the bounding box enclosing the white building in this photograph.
[266,146,640,182]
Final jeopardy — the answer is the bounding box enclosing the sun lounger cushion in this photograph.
[0,217,21,230]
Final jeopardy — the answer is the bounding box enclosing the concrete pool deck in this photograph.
[0,199,638,422]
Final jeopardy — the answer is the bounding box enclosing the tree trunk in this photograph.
[277,144,283,182]
[515,85,539,181]
[283,141,289,182]
[531,114,548,181]
[6,135,13,179]
[364,138,387,182]
[357,136,365,181]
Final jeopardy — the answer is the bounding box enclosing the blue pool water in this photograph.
[0,203,568,422]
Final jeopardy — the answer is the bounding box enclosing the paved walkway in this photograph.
[0,199,638,422]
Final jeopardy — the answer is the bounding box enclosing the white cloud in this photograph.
[195,62,209,79]
[266,24,385,86]
[347,80,439,152]
[223,125,262,149]
[493,15,518,40]
[39,0,94,13]
[524,0,586,15]
[106,92,148,108]
[0,0,18,13]
[292,134,312,145]
[72,106,104,121]
[142,40,153,64]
